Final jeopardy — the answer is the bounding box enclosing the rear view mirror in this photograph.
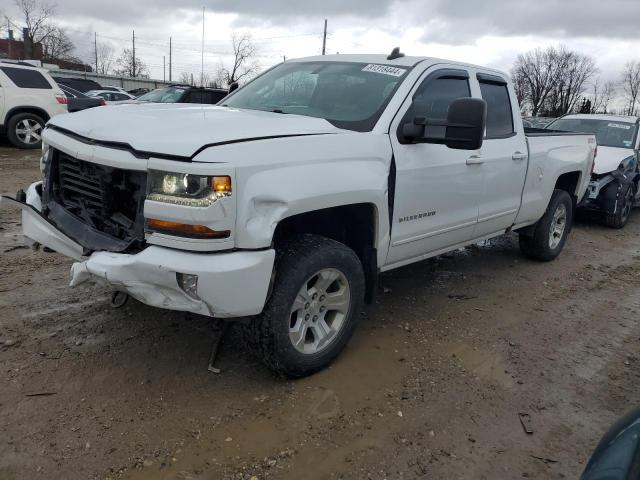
[444,98,487,150]
[229,82,239,93]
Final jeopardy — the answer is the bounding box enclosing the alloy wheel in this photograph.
[288,268,351,355]
[548,203,567,249]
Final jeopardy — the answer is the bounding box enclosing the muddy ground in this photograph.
[1,145,639,480]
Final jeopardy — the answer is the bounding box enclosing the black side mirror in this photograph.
[399,97,487,150]
[444,98,487,150]
[228,82,239,93]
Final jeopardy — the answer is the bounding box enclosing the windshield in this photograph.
[137,86,186,103]
[547,118,638,149]
[223,61,410,132]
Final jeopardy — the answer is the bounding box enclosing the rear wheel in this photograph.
[519,189,573,262]
[604,182,634,229]
[7,113,45,149]
[241,234,365,377]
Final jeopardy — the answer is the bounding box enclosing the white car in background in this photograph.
[546,114,640,228]
[85,90,137,104]
[0,60,68,149]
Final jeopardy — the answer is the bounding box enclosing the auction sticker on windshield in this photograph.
[608,123,632,130]
[362,64,407,77]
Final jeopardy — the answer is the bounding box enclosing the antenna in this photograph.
[387,47,405,61]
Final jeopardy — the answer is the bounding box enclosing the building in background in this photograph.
[0,28,90,72]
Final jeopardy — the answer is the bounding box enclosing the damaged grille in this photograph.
[45,149,147,251]
[58,156,105,210]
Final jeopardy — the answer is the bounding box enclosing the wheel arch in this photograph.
[5,106,51,125]
[272,203,379,303]
[554,171,582,199]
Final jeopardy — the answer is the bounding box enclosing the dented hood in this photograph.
[593,146,635,175]
[47,103,345,158]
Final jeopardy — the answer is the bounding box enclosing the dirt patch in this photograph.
[1,146,640,480]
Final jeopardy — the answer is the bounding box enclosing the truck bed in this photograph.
[514,130,595,227]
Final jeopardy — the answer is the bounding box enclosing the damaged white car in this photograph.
[546,114,640,228]
[2,52,596,377]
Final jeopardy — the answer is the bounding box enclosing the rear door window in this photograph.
[478,76,515,138]
[1,67,52,89]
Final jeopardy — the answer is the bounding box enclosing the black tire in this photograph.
[519,189,573,262]
[604,182,634,229]
[7,112,45,149]
[241,234,365,378]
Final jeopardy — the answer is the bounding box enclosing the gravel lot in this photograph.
[1,145,639,480]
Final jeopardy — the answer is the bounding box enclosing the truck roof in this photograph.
[562,113,640,124]
[288,54,509,77]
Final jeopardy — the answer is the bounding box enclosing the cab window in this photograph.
[478,76,515,138]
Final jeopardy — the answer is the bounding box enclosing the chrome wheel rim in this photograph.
[288,268,351,355]
[15,119,42,145]
[621,187,633,223]
[549,203,567,249]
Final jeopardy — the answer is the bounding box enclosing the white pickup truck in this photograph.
[2,51,596,377]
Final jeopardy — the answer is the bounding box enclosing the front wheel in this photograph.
[519,189,573,262]
[604,182,634,229]
[241,234,365,377]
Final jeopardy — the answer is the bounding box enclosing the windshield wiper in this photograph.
[271,109,287,114]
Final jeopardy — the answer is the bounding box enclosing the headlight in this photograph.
[147,171,232,207]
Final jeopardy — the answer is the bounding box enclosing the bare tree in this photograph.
[0,11,8,38]
[14,0,57,44]
[512,46,597,117]
[511,47,560,116]
[543,47,598,116]
[218,34,259,86]
[621,61,640,116]
[41,26,74,59]
[178,72,194,85]
[96,41,115,74]
[113,48,149,78]
[590,78,616,114]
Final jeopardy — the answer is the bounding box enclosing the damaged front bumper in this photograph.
[579,170,638,213]
[1,182,275,318]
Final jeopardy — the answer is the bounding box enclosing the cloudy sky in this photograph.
[4,0,640,90]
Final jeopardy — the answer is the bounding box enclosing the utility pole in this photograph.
[7,18,12,58]
[322,19,327,55]
[94,32,98,73]
[132,30,136,77]
[169,37,172,82]
[163,55,166,83]
[201,7,205,87]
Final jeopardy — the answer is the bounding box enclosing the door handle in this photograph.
[512,151,527,161]
[466,155,484,165]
